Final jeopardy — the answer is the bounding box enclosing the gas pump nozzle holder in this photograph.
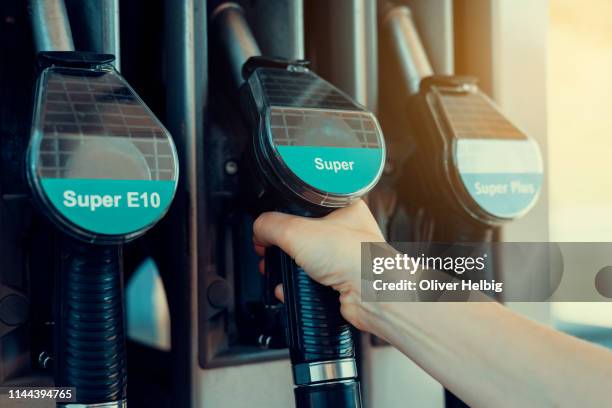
[213,4,386,407]
[27,50,179,406]
[378,3,543,234]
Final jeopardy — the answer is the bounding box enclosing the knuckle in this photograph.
[279,217,299,242]
[253,212,271,235]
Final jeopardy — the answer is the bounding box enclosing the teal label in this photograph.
[276,146,383,194]
[40,178,176,235]
[459,173,543,218]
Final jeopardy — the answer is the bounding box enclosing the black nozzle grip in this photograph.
[266,246,356,365]
[267,247,361,407]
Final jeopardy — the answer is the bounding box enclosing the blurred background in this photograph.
[548,0,612,337]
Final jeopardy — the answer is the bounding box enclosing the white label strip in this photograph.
[455,139,543,174]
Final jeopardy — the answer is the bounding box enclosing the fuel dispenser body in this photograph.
[0,1,551,407]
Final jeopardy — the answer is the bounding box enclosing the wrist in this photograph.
[338,283,392,337]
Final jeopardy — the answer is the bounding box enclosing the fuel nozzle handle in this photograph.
[267,246,362,408]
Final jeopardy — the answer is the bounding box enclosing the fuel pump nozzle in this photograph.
[213,4,386,407]
[27,2,179,406]
[378,1,543,236]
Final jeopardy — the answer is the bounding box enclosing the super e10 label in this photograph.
[63,190,161,212]
[39,178,177,236]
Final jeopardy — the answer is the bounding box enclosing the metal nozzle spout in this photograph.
[211,2,262,87]
[379,2,433,95]
[67,0,121,70]
[29,0,75,52]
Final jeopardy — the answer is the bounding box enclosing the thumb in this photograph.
[253,211,311,255]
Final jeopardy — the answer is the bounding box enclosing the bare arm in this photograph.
[253,200,612,408]
[362,301,612,408]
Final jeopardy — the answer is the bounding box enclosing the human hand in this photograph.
[252,199,384,330]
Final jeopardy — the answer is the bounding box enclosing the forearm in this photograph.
[358,301,612,408]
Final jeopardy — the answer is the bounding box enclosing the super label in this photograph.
[277,146,383,194]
